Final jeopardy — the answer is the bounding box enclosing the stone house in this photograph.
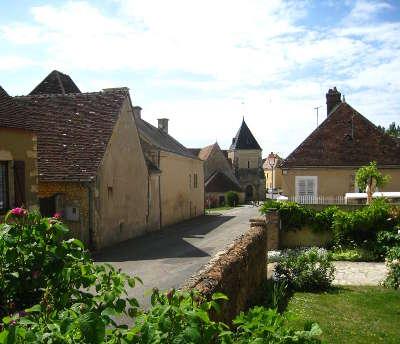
[14,85,157,249]
[228,119,266,202]
[0,86,38,214]
[281,87,400,200]
[133,107,204,227]
[189,143,243,207]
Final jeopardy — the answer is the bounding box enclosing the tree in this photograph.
[378,122,400,138]
[355,161,390,204]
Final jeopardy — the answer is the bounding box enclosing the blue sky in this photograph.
[1,0,400,157]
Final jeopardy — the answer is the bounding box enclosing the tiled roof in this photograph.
[30,70,81,95]
[0,86,33,131]
[198,143,218,160]
[230,119,261,150]
[136,118,198,159]
[14,89,128,181]
[282,102,400,168]
[205,171,242,193]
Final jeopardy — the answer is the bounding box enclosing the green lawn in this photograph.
[286,286,400,344]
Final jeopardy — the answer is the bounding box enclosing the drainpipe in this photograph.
[83,179,95,251]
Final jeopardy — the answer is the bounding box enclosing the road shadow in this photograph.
[93,214,234,262]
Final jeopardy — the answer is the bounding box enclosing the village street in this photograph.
[93,205,259,309]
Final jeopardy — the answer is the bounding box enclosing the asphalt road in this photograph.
[93,205,260,309]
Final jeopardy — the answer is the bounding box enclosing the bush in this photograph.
[330,247,378,262]
[274,248,335,292]
[383,246,400,290]
[225,191,239,207]
[230,307,322,343]
[0,209,323,343]
[332,199,391,248]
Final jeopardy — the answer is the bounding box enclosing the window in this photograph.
[248,161,250,168]
[295,176,317,197]
[194,173,198,188]
[189,174,192,188]
[0,162,9,212]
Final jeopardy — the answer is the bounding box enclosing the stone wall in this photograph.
[184,222,268,324]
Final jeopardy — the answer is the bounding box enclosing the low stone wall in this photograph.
[281,226,333,248]
[184,222,268,324]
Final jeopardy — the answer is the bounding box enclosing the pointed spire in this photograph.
[230,119,261,150]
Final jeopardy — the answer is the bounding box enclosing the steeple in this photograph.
[230,119,261,150]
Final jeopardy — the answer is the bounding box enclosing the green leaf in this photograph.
[25,304,41,313]
[212,292,228,301]
[78,312,105,344]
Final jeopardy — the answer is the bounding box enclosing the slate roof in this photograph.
[30,70,81,95]
[205,171,242,193]
[282,102,400,168]
[230,119,262,150]
[14,89,128,181]
[0,86,33,131]
[136,118,198,159]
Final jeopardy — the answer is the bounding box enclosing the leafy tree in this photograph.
[356,161,390,204]
[378,122,400,138]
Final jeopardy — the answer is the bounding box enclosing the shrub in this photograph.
[229,307,322,343]
[225,191,239,207]
[383,246,400,290]
[274,248,335,292]
[332,199,391,248]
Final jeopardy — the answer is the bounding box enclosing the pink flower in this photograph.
[10,207,27,217]
[53,212,62,220]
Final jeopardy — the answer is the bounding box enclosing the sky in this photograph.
[1,0,399,158]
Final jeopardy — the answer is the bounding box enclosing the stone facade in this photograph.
[0,128,38,213]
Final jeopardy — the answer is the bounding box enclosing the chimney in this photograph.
[326,87,342,116]
[132,106,142,119]
[158,118,169,134]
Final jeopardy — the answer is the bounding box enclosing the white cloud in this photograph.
[1,0,399,156]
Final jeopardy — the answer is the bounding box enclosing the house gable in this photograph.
[282,102,400,168]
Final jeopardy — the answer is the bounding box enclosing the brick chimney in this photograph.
[158,118,169,134]
[132,106,142,119]
[326,87,342,116]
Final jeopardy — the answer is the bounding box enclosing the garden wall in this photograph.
[281,226,333,248]
[184,220,269,324]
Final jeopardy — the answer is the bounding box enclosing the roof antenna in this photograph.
[314,106,321,128]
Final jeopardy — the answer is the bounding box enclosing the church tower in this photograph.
[228,119,265,201]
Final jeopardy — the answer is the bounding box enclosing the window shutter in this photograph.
[297,179,306,196]
[306,179,315,196]
[14,161,26,207]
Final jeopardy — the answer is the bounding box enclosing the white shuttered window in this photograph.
[295,176,317,197]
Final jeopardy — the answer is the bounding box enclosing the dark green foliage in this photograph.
[225,191,239,207]
[228,307,322,344]
[274,248,335,292]
[331,199,391,250]
[0,209,323,343]
[384,246,400,289]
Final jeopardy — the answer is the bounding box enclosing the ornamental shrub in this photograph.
[274,248,335,292]
[225,191,239,207]
[383,246,400,289]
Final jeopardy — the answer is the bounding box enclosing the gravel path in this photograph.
[333,261,387,286]
[267,261,388,286]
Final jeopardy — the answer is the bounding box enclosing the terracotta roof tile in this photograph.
[0,86,33,131]
[14,89,128,181]
[282,102,400,168]
[205,171,242,192]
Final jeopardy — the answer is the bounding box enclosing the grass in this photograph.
[286,286,400,344]
[330,247,380,262]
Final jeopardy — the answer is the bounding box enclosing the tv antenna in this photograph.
[314,106,321,128]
